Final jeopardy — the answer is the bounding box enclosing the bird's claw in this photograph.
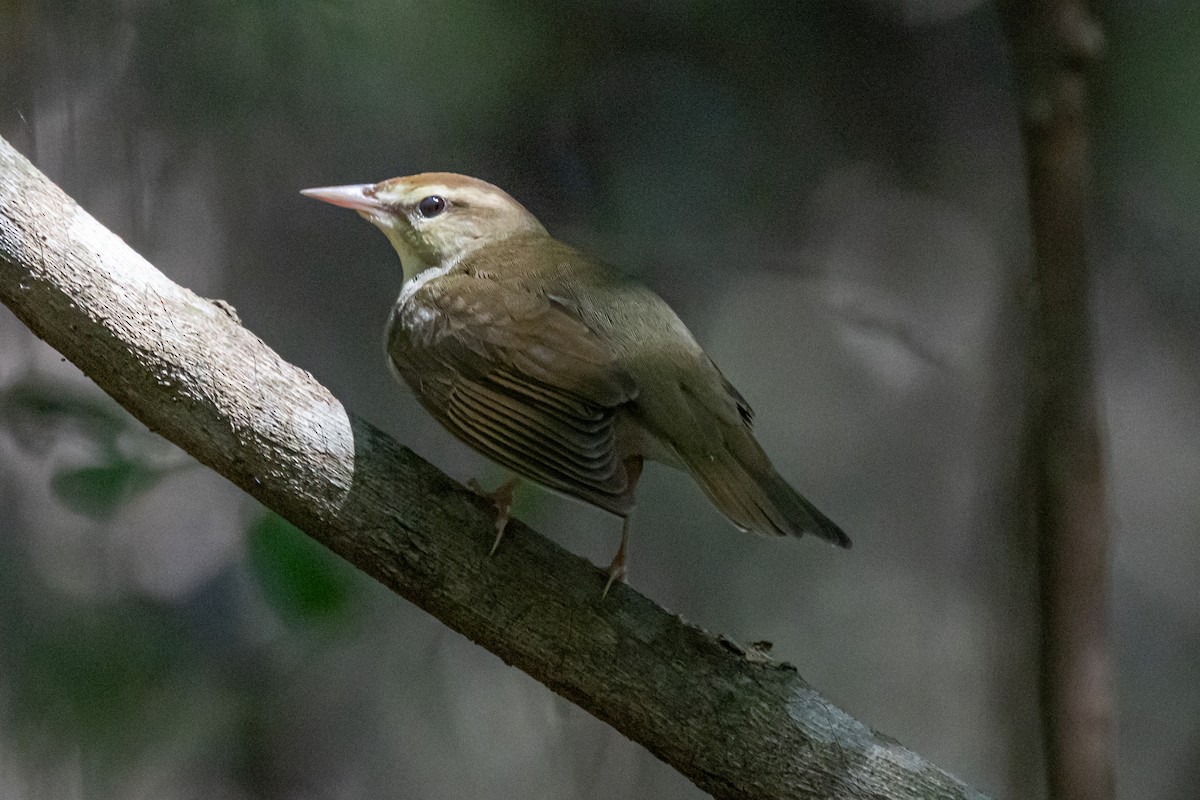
[602,561,626,598]
[468,476,519,555]
[602,515,631,597]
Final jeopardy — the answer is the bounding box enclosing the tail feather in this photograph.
[687,422,851,548]
[761,465,852,547]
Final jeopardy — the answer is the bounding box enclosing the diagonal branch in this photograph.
[0,136,988,800]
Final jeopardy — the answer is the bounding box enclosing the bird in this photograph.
[301,173,850,592]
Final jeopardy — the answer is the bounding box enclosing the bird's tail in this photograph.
[686,420,851,548]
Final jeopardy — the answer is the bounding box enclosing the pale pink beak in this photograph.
[300,183,383,212]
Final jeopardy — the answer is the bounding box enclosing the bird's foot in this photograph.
[467,476,520,555]
[602,560,626,597]
[602,516,631,597]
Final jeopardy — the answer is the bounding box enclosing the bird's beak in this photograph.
[300,183,383,212]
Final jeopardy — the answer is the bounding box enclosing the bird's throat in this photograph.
[397,260,456,307]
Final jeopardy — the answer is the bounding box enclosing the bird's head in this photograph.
[301,172,546,279]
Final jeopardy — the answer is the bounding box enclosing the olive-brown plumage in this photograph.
[302,173,849,584]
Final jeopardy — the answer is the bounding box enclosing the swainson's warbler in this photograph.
[303,174,850,592]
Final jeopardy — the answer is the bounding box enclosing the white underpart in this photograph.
[394,219,503,309]
[397,257,457,308]
[385,261,457,385]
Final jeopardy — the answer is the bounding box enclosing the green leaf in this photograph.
[50,461,161,520]
[247,512,358,626]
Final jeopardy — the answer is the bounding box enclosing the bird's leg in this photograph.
[467,475,521,555]
[602,515,632,597]
[603,456,644,596]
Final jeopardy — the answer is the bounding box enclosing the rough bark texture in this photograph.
[0,136,990,800]
[998,3,1115,800]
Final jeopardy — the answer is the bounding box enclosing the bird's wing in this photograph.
[390,273,639,514]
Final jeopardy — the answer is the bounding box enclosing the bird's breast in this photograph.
[389,266,457,350]
[388,301,444,368]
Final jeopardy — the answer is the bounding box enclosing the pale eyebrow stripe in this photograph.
[381,184,504,208]
[446,186,510,208]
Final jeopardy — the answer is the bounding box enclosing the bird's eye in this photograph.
[417,195,447,218]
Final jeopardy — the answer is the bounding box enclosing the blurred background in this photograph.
[1,1,1197,798]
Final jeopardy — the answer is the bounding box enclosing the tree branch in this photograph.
[0,136,988,800]
[997,2,1114,799]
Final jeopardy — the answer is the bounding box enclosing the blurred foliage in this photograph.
[0,380,358,789]
[0,381,359,624]
[0,512,243,786]
[50,461,162,520]
[0,380,130,451]
[247,512,361,627]
[131,0,553,143]
[1,381,166,519]
[1096,1,1200,307]
[4,599,203,765]
[1100,1,1200,210]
